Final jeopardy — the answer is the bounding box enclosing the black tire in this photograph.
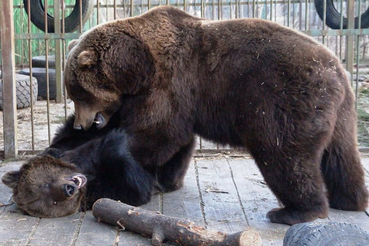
[0,74,38,110]
[32,55,56,69]
[23,0,95,33]
[314,0,369,29]
[283,221,369,246]
[19,68,59,100]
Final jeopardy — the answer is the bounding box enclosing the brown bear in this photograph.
[2,115,155,217]
[63,6,367,225]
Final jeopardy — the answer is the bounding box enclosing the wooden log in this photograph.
[92,198,262,246]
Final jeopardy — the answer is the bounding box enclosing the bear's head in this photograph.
[1,155,87,218]
[64,23,154,131]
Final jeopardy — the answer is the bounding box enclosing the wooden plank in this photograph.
[118,163,200,246]
[0,162,39,245]
[0,204,40,245]
[0,162,23,215]
[162,160,204,225]
[117,184,164,245]
[28,213,82,246]
[227,158,289,246]
[196,158,248,233]
[0,0,18,158]
[75,212,118,246]
[117,188,178,245]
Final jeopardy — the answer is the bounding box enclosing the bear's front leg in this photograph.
[156,138,196,192]
[128,131,196,193]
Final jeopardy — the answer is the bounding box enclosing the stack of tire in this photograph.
[19,0,95,101]
[0,70,38,110]
[19,56,58,100]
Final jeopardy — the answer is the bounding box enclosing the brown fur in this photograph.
[2,156,85,217]
[63,6,368,225]
[2,125,155,218]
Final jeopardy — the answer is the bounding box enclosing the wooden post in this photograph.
[0,0,18,159]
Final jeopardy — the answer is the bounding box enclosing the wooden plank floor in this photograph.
[0,156,368,246]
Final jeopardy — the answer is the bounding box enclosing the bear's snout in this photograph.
[64,184,77,197]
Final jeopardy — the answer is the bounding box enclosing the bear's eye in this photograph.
[53,201,57,205]
[39,183,51,189]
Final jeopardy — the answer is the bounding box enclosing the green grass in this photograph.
[357,93,369,147]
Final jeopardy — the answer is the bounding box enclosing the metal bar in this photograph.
[219,0,221,20]
[0,0,18,159]
[287,0,290,27]
[15,33,81,40]
[62,0,67,120]
[20,1,25,69]
[79,0,83,32]
[44,1,51,145]
[130,0,133,16]
[298,0,301,30]
[270,0,273,21]
[355,0,362,110]
[236,0,239,19]
[339,0,343,61]
[27,0,35,150]
[346,0,355,85]
[97,0,100,24]
[304,29,369,36]
[321,0,326,44]
[304,0,308,30]
[114,0,117,19]
[10,0,307,9]
[355,34,360,110]
[201,0,204,17]
[54,0,63,103]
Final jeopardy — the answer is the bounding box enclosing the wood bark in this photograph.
[92,198,262,246]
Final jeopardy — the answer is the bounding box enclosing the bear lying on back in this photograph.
[2,115,155,218]
[63,6,368,225]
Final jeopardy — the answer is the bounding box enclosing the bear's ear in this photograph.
[68,39,79,52]
[77,50,97,68]
[2,171,21,189]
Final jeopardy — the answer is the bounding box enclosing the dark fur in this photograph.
[64,6,368,224]
[45,111,121,154]
[2,118,155,217]
[59,128,155,208]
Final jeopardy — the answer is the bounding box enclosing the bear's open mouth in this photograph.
[67,174,87,189]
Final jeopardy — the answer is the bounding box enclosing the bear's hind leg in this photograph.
[321,106,368,211]
[156,138,196,192]
[253,151,329,225]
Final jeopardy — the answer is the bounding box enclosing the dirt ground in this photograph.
[0,99,75,153]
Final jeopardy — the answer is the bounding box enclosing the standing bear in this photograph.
[64,6,367,225]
